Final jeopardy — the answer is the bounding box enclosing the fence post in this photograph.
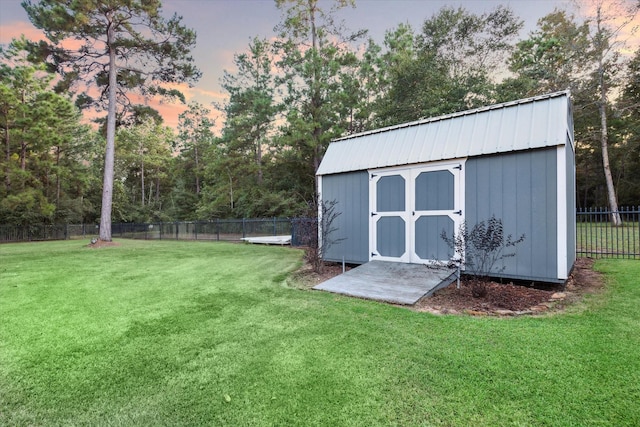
[242,218,246,239]
[291,218,296,246]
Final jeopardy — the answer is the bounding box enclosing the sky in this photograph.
[0,0,620,130]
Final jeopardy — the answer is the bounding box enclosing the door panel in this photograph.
[412,167,462,263]
[376,175,406,212]
[370,162,464,264]
[370,170,411,262]
[376,216,406,258]
[415,170,454,211]
[414,215,454,261]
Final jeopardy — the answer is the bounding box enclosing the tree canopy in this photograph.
[2,0,639,228]
[23,0,200,240]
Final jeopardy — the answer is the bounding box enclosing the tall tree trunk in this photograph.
[256,145,263,184]
[4,117,10,190]
[20,140,27,171]
[99,15,117,241]
[599,92,622,225]
[155,175,160,203]
[19,90,26,172]
[227,168,234,211]
[309,0,322,195]
[194,143,200,194]
[55,145,61,208]
[140,157,145,207]
[596,5,622,226]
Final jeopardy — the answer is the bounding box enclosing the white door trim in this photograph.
[369,168,412,262]
[369,159,466,264]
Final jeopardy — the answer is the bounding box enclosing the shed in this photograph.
[316,91,576,284]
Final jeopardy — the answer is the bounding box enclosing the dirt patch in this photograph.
[288,262,353,289]
[292,258,605,316]
[86,239,121,249]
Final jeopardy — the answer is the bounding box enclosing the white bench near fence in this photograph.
[241,235,292,245]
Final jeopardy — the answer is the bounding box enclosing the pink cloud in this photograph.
[126,93,222,133]
[577,1,640,56]
[0,21,46,44]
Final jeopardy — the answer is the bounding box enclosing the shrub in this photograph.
[441,216,525,297]
[297,200,344,274]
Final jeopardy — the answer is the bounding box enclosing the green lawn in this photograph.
[1,240,639,426]
[577,221,640,257]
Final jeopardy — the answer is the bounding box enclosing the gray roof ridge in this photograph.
[332,89,571,143]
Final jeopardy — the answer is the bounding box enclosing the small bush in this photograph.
[297,200,344,274]
[441,216,525,297]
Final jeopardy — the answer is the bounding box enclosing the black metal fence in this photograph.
[577,207,640,259]
[3,209,640,259]
[0,218,303,244]
[0,223,89,242]
[111,218,293,241]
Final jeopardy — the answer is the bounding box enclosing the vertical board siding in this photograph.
[465,148,559,282]
[321,171,369,263]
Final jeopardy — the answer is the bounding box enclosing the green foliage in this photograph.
[274,0,366,198]
[615,48,640,206]
[210,38,281,215]
[508,10,591,97]
[501,2,638,210]
[115,119,174,222]
[373,6,522,126]
[23,0,200,240]
[22,0,201,110]
[0,188,55,225]
[176,102,214,197]
[5,1,640,225]
[0,38,91,225]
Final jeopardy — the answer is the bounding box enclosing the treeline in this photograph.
[2,0,639,227]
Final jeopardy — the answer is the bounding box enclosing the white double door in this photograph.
[369,162,465,264]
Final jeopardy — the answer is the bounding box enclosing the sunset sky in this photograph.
[2,0,634,131]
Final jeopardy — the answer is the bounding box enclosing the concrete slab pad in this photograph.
[313,261,456,305]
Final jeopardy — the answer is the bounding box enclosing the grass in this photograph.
[577,221,640,257]
[1,240,639,426]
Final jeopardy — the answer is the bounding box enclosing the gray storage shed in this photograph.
[316,91,576,283]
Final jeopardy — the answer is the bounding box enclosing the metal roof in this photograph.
[317,91,573,176]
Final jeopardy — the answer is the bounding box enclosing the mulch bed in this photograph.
[293,257,604,316]
[414,280,555,315]
[414,257,603,316]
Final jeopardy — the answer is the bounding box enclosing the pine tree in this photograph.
[23,0,200,240]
